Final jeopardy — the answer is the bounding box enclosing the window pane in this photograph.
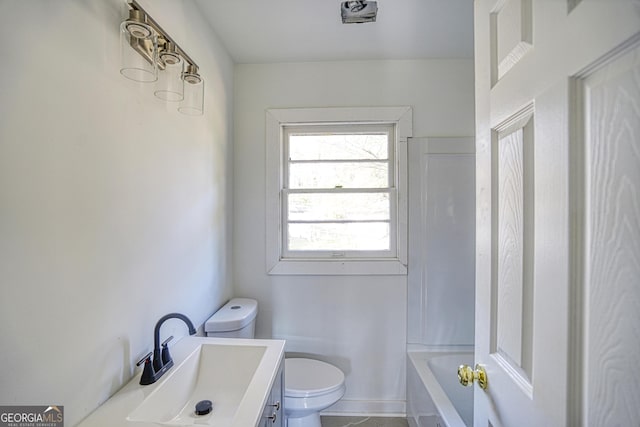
[288,192,389,221]
[289,162,388,189]
[289,134,388,161]
[288,222,390,251]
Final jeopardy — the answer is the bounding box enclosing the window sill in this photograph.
[267,259,408,276]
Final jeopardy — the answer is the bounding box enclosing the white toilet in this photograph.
[284,358,346,427]
[205,298,346,427]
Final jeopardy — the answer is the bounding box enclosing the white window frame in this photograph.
[266,107,412,275]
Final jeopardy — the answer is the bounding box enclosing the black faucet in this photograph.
[136,313,197,385]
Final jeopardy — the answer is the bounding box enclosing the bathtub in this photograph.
[407,347,474,427]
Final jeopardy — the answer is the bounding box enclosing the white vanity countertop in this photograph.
[77,336,285,427]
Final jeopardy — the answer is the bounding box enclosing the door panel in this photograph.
[491,107,535,392]
[490,0,533,85]
[579,43,640,427]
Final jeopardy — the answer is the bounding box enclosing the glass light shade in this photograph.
[119,11,158,83]
[154,51,184,101]
[178,66,204,115]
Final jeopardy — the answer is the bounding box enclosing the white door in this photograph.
[474,0,640,425]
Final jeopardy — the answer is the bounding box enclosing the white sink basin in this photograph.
[127,343,266,425]
[77,337,285,427]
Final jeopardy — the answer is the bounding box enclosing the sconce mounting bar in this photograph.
[126,0,199,70]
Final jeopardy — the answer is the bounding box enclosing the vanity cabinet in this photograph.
[260,359,284,427]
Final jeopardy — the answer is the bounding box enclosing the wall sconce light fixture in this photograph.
[178,65,204,115]
[120,0,204,115]
[120,9,158,82]
[155,42,184,102]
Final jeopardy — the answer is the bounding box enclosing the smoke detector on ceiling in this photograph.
[341,1,378,24]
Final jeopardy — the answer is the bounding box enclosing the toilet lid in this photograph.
[284,358,345,398]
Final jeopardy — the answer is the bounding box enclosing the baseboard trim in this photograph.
[321,399,406,417]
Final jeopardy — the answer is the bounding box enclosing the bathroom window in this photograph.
[283,124,395,256]
[266,107,412,275]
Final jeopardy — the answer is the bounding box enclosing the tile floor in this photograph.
[321,416,409,427]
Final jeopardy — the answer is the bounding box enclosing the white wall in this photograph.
[233,60,474,414]
[0,1,234,425]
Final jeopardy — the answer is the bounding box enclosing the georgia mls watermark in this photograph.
[0,406,63,427]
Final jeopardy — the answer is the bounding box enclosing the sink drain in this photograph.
[195,400,213,416]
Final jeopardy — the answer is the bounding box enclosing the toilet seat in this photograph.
[285,358,345,398]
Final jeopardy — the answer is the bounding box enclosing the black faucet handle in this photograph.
[136,352,153,367]
[161,336,174,347]
[161,336,174,365]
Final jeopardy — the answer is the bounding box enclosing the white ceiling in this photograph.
[194,0,474,64]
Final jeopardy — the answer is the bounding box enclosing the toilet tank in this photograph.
[205,298,257,338]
